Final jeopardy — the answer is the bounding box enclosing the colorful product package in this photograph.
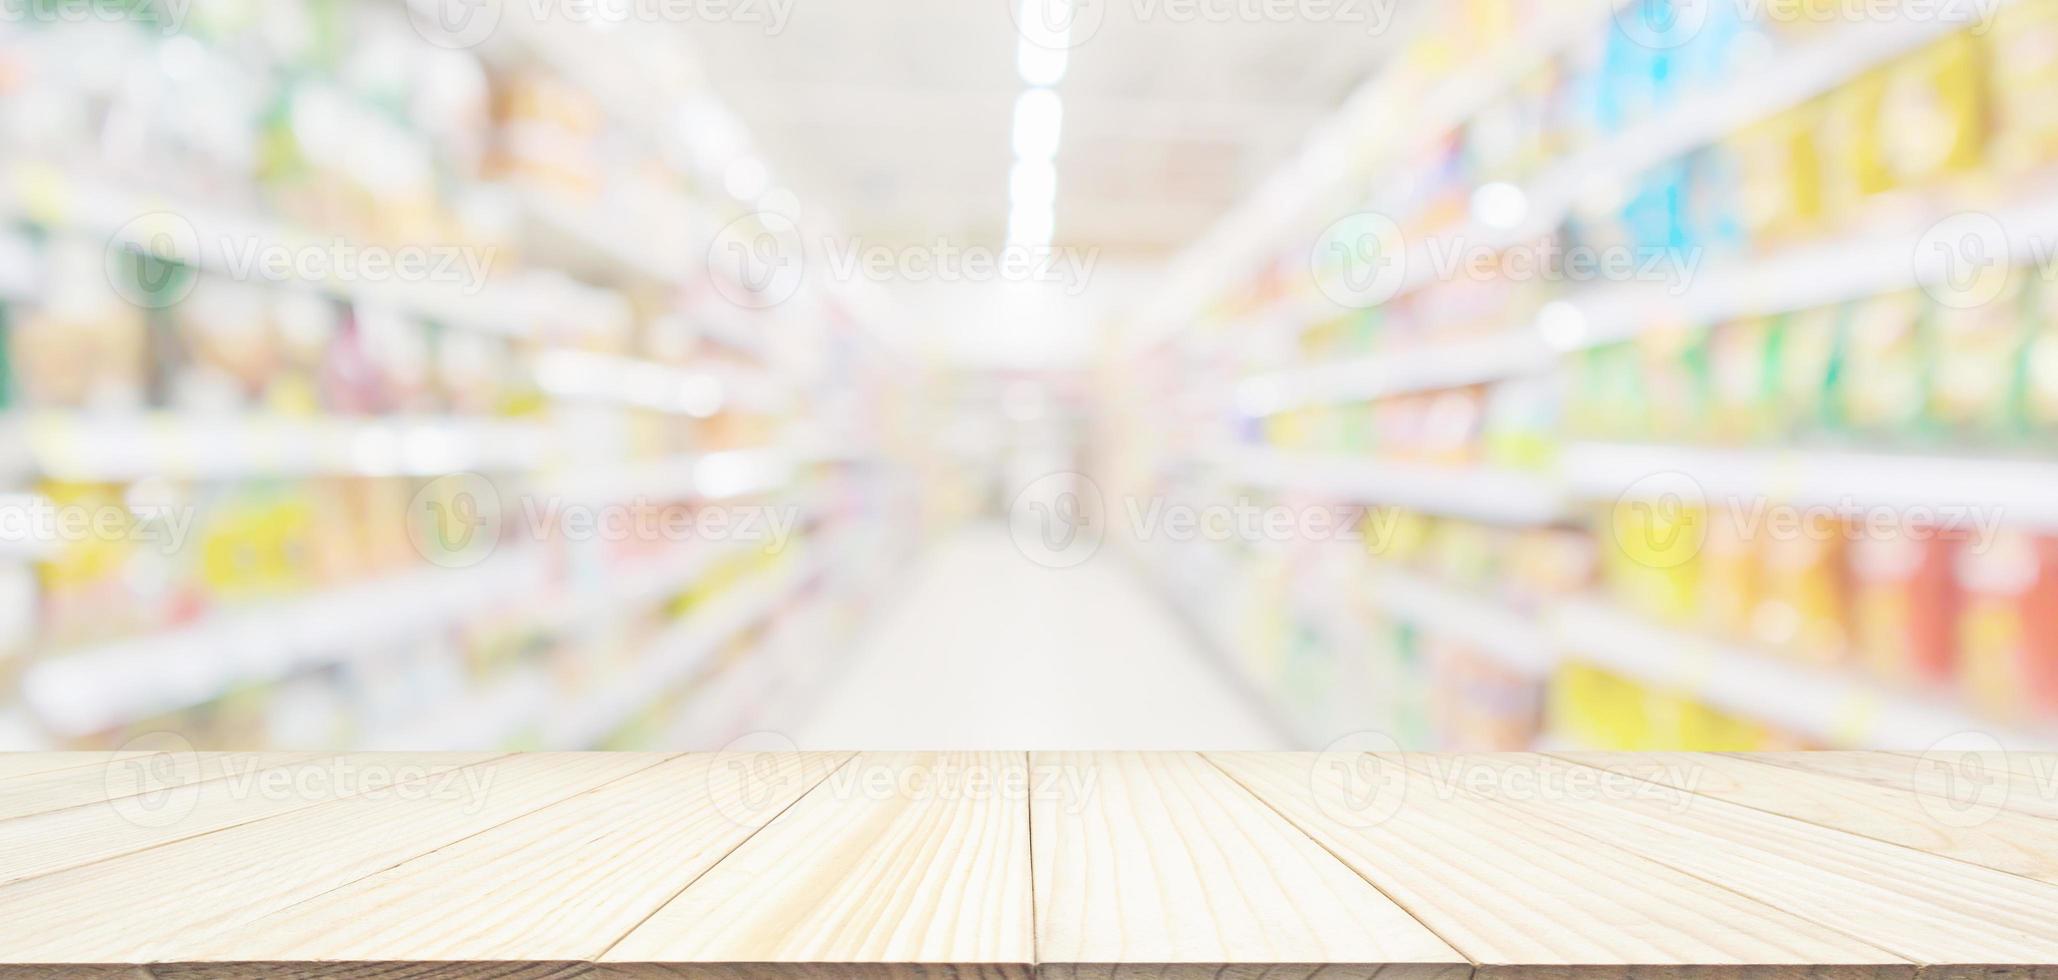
[1849,524,1961,688]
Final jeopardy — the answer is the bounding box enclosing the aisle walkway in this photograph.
[782,525,1291,749]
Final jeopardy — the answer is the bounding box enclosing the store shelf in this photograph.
[360,668,556,751]
[1565,441,2058,530]
[536,448,799,507]
[1367,568,1554,677]
[1567,184,2058,348]
[541,555,823,748]
[1551,596,2058,749]
[533,349,791,417]
[21,552,554,737]
[1,160,553,338]
[0,412,552,483]
[1234,330,1553,416]
[1214,447,1571,526]
[1436,8,1983,262]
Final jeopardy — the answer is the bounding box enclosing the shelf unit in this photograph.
[1114,0,2058,749]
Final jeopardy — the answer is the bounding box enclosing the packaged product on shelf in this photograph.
[1767,304,1847,437]
[1816,69,1893,223]
[1988,0,2058,175]
[1698,504,1760,642]
[1954,530,2056,719]
[269,291,339,415]
[1931,281,2031,439]
[10,242,152,412]
[1549,662,1651,749]
[1636,325,1712,441]
[170,276,281,413]
[1482,375,1559,469]
[1839,291,1932,439]
[1849,523,1961,689]
[1433,641,1543,750]
[1732,106,1825,247]
[1708,317,1779,443]
[194,480,319,603]
[1878,32,1990,190]
[1600,495,1704,627]
[1681,146,1749,261]
[34,483,153,648]
[1753,520,1849,665]
[2031,286,2058,438]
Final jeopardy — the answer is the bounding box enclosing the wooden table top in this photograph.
[0,751,2054,979]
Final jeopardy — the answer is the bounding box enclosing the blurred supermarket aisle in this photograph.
[774,525,1291,750]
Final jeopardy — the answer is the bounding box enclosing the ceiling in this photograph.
[683,1,1412,259]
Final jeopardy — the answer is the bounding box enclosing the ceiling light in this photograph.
[1007,201,1056,249]
[1010,159,1058,209]
[1017,37,1069,86]
[1011,89,1064,162]
[1471,181,1530,231]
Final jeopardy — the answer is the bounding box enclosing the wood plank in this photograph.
[0,753,142,783]
[0,751,327,822]
[148,752,847,978]
[1772,751,2058,822]
[601,752,1032,980]
[1206,752,1908,979]
[1555,752,2058,884]
[1028,751,1466,980]
[0,753,670,970]
[0,753,496,888]
[1403,754,2058,971]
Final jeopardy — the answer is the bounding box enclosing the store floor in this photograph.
[778,525,1293,750]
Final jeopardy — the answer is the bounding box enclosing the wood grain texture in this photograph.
[0,753,669,967]
[1404,754,2058,970]
[150,752,849,973]
[1556,752,2058,884]
[0,751,327,822]
[0,753,2053,979]
[1206,752,1908,979]
[602,752,1033,978]
[1782,752,2058,822]
[1029,751,1466,980]
[0,752,498,888]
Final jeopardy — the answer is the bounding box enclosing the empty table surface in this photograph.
[0,751,2054,979]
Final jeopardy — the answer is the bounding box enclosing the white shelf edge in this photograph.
[541,555,822,748]
[1565,442,2058,531]
[22,551,555,737]
[1234,331,1554,416]
[1213,447,1572,526]
[1367,568,1555,677]
[1550,596,2058,750]
[0,413,552,482]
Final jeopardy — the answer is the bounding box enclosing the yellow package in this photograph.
[1880,32,1990,187]
[1816,70,1893,220]
[1603,496,1706,627]
[1989,0,2058,174]
[1734,106,1826,245]
[1549,663,1653,750]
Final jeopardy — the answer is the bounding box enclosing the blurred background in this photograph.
[0,0,2055,753]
